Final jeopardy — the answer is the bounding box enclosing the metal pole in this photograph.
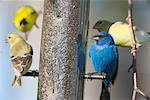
[38,0,89,100]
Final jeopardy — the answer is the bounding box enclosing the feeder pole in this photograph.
[38,0,89,100]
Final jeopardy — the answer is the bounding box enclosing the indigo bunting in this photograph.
[89,32,118,100]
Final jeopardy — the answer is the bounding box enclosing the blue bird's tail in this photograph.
[100,82,110,100]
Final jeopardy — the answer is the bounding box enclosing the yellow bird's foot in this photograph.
[30,70,39,78]
[136,43,142,48]
[131,49,136,56]
[130,43,142,56]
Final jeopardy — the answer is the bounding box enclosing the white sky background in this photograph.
[0,0,44,100]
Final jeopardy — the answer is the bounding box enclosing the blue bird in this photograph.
[89,32,118,100]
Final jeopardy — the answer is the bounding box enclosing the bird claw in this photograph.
[131,49,136,56]
[86,72,98,80]
[86,73,93,80]
[32,70,37,78]
[101,73,107,79]
[32,70,39,78]
[29,70,39,77]
[136,43,142,49]
[130,43,142,56]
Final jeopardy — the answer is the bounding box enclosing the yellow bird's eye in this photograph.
[8,36,11,39]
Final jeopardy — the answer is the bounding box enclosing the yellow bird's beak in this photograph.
[20,24,26,31]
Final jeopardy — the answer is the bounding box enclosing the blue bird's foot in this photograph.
[86,72,98,80]
[85,72,106,80]
[100,72,107,79]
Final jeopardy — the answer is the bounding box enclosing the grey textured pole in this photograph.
[38,0,88,100]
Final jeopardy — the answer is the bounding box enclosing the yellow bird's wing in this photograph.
[134,28,150,44]
[11,54,32,75]
[11,44,33,75]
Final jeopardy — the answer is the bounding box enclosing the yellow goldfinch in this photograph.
[93,20,150,47]
[13,5,40,39]
[6,33,33,86]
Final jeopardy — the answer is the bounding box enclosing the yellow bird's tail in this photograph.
[12,75,22,86]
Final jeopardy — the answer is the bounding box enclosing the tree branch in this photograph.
[127,0,150,100]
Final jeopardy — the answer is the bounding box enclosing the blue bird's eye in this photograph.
[99,35,105,38]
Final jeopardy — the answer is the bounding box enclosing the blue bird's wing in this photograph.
[109,46,118,85]
[89,44,118,87]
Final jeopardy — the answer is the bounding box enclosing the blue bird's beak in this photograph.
[92,35,100,41]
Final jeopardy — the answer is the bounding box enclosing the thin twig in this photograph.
[127,0,150,100]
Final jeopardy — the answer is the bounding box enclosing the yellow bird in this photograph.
[93,20,150,47]
[6,33,33,86]
[13,5,40,39]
